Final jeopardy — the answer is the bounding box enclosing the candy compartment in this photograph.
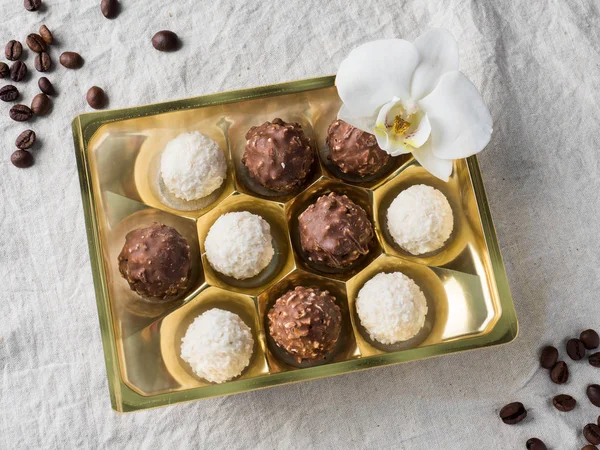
[285,177,382,281]
[99,193,204,329]
[372,161,472,270]
[225,94,322,203]
[158,286,268,390]
[89,105,235,219]
[257,269,360,373]
[196,193,294,295]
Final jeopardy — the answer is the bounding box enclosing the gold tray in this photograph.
[72,76,517,412]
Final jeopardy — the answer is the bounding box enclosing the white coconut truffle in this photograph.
[160,132,227,201]
[356,272,427,344]
[180,309,254,384]
[387,184,453,255]
[205,211,275,280]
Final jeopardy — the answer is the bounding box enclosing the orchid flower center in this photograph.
[393,114,412,134]
[373,97,431,155]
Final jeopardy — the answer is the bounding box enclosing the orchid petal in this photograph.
[411,29,459,100]
[336,39,419,117]
[419,71,492,160]
[404,113,431,148]
[412,141,453,181]
[373,128,413,156]
[337,104,377,133]
[374,97,399,129]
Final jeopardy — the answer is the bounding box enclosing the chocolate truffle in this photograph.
[298,193,374,268]
[326,119,391,176]
[118,223,191,300]
[242,118,314,193]
[268,286,342,363]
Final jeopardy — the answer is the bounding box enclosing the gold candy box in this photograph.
[72,76,517,412]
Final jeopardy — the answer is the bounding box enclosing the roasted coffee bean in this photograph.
[582,445,598,450]
[553,394,576,411]
[590,352,600,367]
[9,104,33,121]
[59,52,83,69]
[550,361,569,384]
[567,338,586,361]
[34,52,51,72]
[38,76,55,96]
[499,402,527,425]
[588,385,600,407]
[15,130,36,149]
[5,40,22,61]
[101,0,119,18]
[525,438,547,450]
[31,93,50,116]
[24,0,42,11]
[11,149,34,168]
[39,25,53,45]
[582,329,600,350]
[540,345,558,369]
[86,86,106,109]
[0,62,8,79]
[585,424,600,445]
[0,85,18,102]
[152,30,179,52]
[26,34,46,53]
[10,61,27,82]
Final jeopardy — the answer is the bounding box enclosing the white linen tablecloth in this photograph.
[2,0,600,448]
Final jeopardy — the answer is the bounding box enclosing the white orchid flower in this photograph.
[335,29,492,181]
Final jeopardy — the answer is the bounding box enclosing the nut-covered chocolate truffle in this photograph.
[326,119,391,177]
[298,193,374,268]
[268,286,342,362]
[242,118,314,193]
[118,223,191,300]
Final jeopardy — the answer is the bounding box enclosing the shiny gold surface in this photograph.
[72,76,517,412]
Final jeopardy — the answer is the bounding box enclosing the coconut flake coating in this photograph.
[298,192,374,268]
[180,309,254,384]
[242,118,314,193]
[268,286,342,362]
[326,119,390,176]
[356,272,428,344]
[387,184,454,255]
[204,211,274,280]
[117,223,191,301]
[160,132,227,201]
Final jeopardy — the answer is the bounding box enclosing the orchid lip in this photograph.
[374,97,430,152]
